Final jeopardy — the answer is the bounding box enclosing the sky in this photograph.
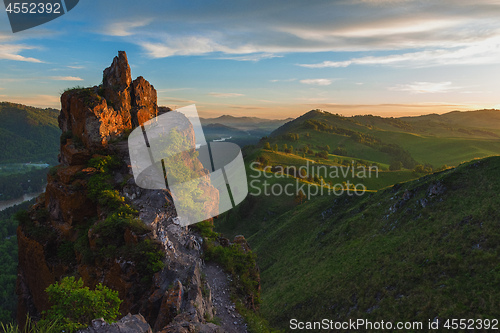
[1,0,500,119]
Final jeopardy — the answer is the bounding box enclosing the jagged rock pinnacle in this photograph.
[59,51,158,152]
[103,50,132,90]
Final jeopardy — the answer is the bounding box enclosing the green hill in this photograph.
[216,156,500,330]
[266,109,500,169]
[215,108,500,330]
[0,102,60,164]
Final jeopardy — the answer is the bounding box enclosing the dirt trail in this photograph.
[204,263,248,333]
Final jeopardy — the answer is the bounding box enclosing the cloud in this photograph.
[157,88,192,93]
[139,35,261,58]
[300,79,332,86]
[0,44,43,63]
[158,97,196,104]
[94,0,500,63]
[208,92,244,98]
[270,78,297,82]
[389,81,460,94]
[67,65,85,69]
[215,53,282,62]
[50,76,84,81]
[105,19,153,36]
[298,35,500,68]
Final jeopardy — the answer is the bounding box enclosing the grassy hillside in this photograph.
[266,109,500,169]
[216,156,500,330]
[0,102,60,164]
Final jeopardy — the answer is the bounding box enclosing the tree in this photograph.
[264,142,271,150]
[290,145,294,154]
[389,161,403,171]
[333,147,347,156]
[274,143,279,152]
[283,144,288,152]
[40,277,122,332]
[414,165,425,173]
[256,156,270,167]
[325,145,331,152]
[295,190,307,205]
[299,168,307,178]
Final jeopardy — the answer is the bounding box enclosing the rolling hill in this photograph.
[0,102,60,164]
[215,108,500,330]
[267,109,500,168]
[217,156,500,330]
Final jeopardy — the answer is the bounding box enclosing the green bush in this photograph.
[91,213,150,247]
[88,155,122,173]
[40,276,122,333]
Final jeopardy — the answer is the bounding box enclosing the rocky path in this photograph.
[204,263,248,333]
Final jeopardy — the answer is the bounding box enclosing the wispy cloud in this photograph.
[0,44,43,63]
[270,78,297,82]
[158,97,196,104]
[50,76,84,81]
[105,19,153,36]
[208,92,244,98]
[67,65,85,69]
[157,88,192,93]
[298,35,500,68]
[215,53,282,62]
[139,36,260,58]
[300,79,332,86]
[389,81,460,94]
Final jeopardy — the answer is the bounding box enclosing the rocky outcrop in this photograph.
[131,77,158,127]
[58,51,158,152]
[16,52,223,332]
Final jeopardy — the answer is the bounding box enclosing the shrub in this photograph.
[88,155,122,173]
[40,276,122,333]
[389,160,403,171]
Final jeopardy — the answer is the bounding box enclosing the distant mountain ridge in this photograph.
[400,109,500,130]
[0,102,60,164]
[201,114,293,125]
[200,115,293,147]
[200,115,292,131]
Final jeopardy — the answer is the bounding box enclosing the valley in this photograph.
[215,108,500,330]
[2,100,500,332]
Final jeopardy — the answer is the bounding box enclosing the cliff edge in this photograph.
[16,51,231,332]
